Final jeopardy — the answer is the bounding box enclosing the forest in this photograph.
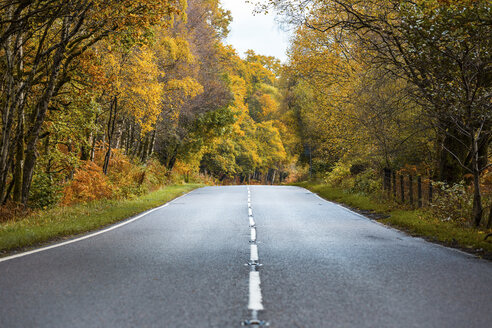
[0,0,296,211]
[0,0,491,232]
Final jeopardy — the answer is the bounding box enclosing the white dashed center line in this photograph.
[242,186,268,326]
[249,216,256,227]
[250,244,259,262]
[248,271,264,311]
[250,227,257,242]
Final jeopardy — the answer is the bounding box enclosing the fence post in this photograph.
[418,176,422,208]
[392,171,396,198]
[382,170,386,191]
[383,168,391,192]
[400,175,405,203]
[409,175,414,206]
[428,180,433,204]
[387,169,392,195]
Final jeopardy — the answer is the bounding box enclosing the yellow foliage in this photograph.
[258,93,278,119]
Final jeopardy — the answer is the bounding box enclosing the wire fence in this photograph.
[382,168,434,208]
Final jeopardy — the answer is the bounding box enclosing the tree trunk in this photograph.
[21,17,69,205]
[12,100,24,203]
[103,96,117,175]
[471,135,483,227]
[166,145,179,171]
[114,125,122,149]
[0,18,16,201]
[487,203,492,229]
[439,127,467,183]
[89,133,96,161]
[477,132,490,172]
[12,36,26,203]
[126,120,134,155]
[148,129,156,158]
[80,134,90,161]
[140,134,150,162]
[67,140,75,180]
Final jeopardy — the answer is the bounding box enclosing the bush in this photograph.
[62,161,113,205]
[351,169,381,194]
[104,151,171,199]
[324,162,352,187]
[321,160,381,196]
[430,181,473,225]
[106,151,147,198]
[29,172,63,208]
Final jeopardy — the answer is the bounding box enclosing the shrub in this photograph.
[106,151,147,198]
[324,162,352,187]
[29,172,63,208]
[351,169,381,194]
[430,181,473,225]
[62,161,113,205]
[0,201,31,222]
[144,158,169,187]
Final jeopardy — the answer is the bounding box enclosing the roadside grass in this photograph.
[0,184,203,255]
[295,182,492,259]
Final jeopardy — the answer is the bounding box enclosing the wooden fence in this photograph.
[383,168,433,208]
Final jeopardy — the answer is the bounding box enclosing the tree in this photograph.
[267,0,492,225]
[0,0,184,204]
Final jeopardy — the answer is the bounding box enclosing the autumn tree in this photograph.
[267,0,492,225]
[152,0,232,171]
[0,0,184,204]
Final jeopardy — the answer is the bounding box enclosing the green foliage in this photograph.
[28,173,63,209]
[323,161,381,195]
[201,139,238,179]
[190,46,296,183]
[324,162,351,186]
[350,170,381,195]
[194,106,237,140]
[271,0,492,225]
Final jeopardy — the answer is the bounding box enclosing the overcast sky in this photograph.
[221,0,291,63]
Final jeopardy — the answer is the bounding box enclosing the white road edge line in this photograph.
[248,271,264,311]
[249,216,256,227]
[248,208,253,216]
[309,189,476,258]
[0,189,197,263]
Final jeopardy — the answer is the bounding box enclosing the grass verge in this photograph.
[295,182,492,259]
[0,184,203,256]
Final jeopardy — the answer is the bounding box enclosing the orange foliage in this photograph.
[62,161,113,205]
[172,160,193,175]
[102,150,168,198]
[107,151,148,198]
[0,201,31,223]
[481,167,492,195]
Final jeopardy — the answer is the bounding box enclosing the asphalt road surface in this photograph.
[1,186,491,327]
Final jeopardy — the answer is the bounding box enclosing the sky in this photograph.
[220,0,291,63]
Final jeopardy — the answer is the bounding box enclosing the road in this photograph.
[0,186,491,327]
